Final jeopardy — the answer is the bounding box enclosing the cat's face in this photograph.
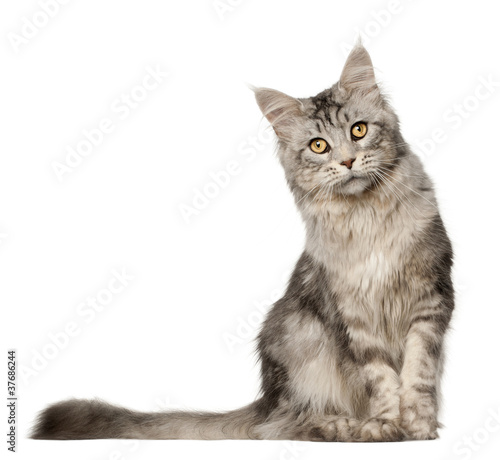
[255,45,404,198]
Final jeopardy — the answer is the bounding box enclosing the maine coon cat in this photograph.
[32,44,454,442]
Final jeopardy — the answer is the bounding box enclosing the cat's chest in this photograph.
[308,205,416,336]
[319,226,407,294]
[321,228,412,346]
[308,202,412,279]
[336,248,394,288]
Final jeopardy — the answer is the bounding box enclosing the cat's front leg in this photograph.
[343,332,406,442]
[354,357,405,442]
[399,316,446,440]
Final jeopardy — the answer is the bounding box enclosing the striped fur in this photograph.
[32,44,453,442]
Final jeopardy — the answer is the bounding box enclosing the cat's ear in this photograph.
[339,44,378,93]
[253,87,303,140]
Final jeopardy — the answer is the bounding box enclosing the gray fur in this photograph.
[32,44,454,442]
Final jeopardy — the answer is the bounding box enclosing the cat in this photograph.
[31,44,454,442]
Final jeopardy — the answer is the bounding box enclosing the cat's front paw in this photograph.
[400,394,439,440]
[400,411,439,440]
[354,418,406,442]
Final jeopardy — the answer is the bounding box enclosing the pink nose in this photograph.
[340,158,355,169]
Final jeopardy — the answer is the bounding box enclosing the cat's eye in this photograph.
[310,138,329,154]
[351,122,368,140]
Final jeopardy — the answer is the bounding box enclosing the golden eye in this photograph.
[351,122,368,139]
[310,138,329,154]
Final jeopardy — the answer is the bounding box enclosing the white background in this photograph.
[1,1,499,459]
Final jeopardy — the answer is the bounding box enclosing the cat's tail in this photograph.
[30,398,265,440]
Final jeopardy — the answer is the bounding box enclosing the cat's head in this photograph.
[254,45,406,199]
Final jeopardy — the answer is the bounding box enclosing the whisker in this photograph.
[374,171,419,225]
[377,169,437,210]
[377,164,427,179]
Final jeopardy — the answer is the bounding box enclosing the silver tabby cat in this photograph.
[32,44,454,442]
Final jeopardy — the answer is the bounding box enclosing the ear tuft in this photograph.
[252,87,303,140]
[339,44,378,93]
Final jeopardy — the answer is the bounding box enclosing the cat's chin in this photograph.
[337,176,371,196]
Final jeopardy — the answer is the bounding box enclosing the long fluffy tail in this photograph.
[31,399,264,440]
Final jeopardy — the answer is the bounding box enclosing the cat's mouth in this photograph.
[342,172,364,185]
[337,173,370,195]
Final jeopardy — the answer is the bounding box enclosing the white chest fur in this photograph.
[305,199,420,350]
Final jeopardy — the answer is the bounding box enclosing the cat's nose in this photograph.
[340,158,356,169]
